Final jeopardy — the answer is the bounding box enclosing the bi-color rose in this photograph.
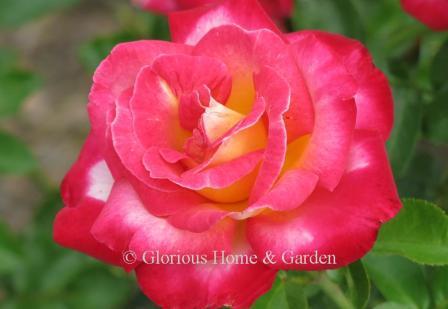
[54,0,401,307]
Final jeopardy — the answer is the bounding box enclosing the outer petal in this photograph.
[136,256,277,308]
[55,133,129,269]
[400,0,448,31]
[247,131,402,270]
[289,32,358,190]
[289,31,394,140]
[61,133,113,207]
[91,181,236,257]
[54,199,130,270]
[169,0,282,45]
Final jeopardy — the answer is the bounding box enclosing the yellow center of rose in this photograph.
[199,133,311,204]
[169,76,309,205]
[197,97,267,203]
[281,134,310,173]
[163,81,191,150]
[225,76,256,115]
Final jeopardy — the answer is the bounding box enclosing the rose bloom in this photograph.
[54,0,401,307]
[133,0,293,20]
[400,0,448,31]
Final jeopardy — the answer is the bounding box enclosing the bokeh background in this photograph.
[0,0,447,308]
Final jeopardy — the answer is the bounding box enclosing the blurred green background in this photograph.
[0,0,447,308]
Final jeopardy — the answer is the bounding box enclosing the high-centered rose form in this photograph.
[54,0,402,307]
[400,0,448,31]
[133,0,293,21]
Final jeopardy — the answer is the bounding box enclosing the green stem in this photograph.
[318,273,355,309]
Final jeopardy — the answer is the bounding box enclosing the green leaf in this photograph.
[0,0,80,28]
[431,266,448,308]
[326,268,346,284]
[358,0,427,68]
[396,148,446,200]
[0,69,40,117]
[252,277,284,309]
[0,130,36,174]
[293,0,365,40]
[363,255,430,309]
[346,260,370,309]
[252,275,308,309]
[430,39,448,90]
[372,199,448,265]
[284,280,308,309]
[374,302,415,309]
[415,32,448,91]
[386,87,423,177]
